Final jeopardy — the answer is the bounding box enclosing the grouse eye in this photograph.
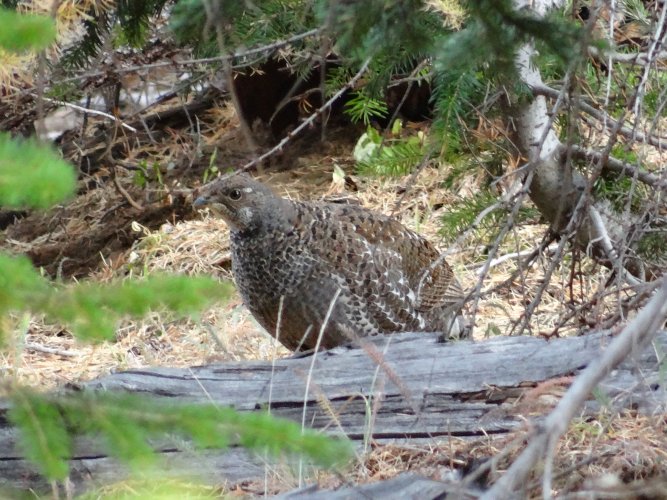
[229,189,242,200]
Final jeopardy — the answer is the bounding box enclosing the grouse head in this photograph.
[194,173,289,234]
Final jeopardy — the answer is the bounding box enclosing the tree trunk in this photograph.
[511,0,661,280]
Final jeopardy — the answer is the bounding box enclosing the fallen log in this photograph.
[0,330,664,496]
[278,472,457,499]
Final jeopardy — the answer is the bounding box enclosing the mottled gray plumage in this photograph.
[194,173,468,351]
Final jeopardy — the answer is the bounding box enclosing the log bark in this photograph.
[278,472,457,499]
[0,331,664,496]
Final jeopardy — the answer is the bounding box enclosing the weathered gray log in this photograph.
[278,472,461,500]
[0,331,665,496]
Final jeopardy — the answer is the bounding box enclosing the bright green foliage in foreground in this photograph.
[0,133,77,209]
[0,7,56,52]
[44,275,233,341]
[77,477,221,499]
[0,254,233,342]
[10,389,353,481]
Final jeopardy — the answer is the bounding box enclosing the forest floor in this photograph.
[2,58,665,497]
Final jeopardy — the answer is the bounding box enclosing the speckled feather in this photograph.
[195,173,467,351]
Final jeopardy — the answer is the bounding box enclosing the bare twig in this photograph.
[588,205,643,286]
[566,144,667,191]
[48,29,322,87]
[111,167,143,210]
[474,244,558,276]
[630,1,667,120]
[588,46,667,65]
[32,94,138,133]
[383,59,430,137]
[482,275,667,499]
[531,83,667,150]
[24,343,81,357]
[204,0,258,152]
[23,342,83,357]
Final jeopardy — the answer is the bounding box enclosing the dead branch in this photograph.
[531,83,667,150]
[24,343,81,357]
[588,46,667,65]
[567,144,667,191]
[33,94,137,133]
[111,166,144,210]
[482,275,667,499]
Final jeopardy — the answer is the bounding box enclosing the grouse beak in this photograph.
[193,195,210,208]
[193,192,225,218]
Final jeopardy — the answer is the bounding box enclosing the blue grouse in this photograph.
[194,173,468,351]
